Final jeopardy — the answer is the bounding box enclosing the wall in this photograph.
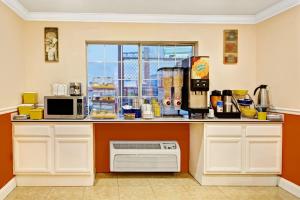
[282,114,300,186]
[94,123,189,172]
[0,2,25,110]
[0,1,24,189]
[256,5,300,109]
[256,6,300,186]
[0,113,14,189]
[23,22,257,103]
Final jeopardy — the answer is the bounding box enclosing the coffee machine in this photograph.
[181,56,209,118]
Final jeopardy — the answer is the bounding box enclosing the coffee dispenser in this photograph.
[181,56,209,118]
[254,84,270,111]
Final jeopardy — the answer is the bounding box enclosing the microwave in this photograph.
[44,96,86,119]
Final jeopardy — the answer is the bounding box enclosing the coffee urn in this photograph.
[254,84,270,111]
[181,56,210,118]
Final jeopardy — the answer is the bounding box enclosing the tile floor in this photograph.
[5,173,300,200]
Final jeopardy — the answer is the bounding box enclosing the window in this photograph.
[87,43,194,113]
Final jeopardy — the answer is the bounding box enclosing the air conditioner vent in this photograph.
[113,143,161,149]
[110,141,180,172]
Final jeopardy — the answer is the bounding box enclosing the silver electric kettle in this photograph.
[254,84,270,110]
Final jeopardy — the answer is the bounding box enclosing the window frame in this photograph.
[86,41,197,110]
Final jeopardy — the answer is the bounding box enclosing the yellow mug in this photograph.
[257,112,267,120]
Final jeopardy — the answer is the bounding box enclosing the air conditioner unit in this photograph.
[110,141,180,172]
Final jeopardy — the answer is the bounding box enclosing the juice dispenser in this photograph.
[181,56,210,118]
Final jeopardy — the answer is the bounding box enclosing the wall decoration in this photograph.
[44,27,59,62]
[223,29,238,64]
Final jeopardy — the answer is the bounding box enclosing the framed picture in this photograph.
[223,29,238,64]
[44,27,59,62]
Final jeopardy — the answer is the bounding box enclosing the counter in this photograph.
[11,116,283,187]
[12,116,283,123]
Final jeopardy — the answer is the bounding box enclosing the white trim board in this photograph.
[0,178,16,200]
[0,106,17,115]
[255,0,300,23]
[1,0,300,24]
[15,175,94,186]
[1,0,27,19]
[198,175,279,186]
[26,13,256,24]
[278,177,300,198]
[271,107,300,115]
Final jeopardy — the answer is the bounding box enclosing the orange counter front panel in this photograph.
[282,114,300,186]
[0,113,14,189]
[94,123,190,172]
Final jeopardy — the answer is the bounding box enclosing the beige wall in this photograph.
[2,1,300,110]
[0,2,25,109]
[23,22,257,103]
[256,6,300,109]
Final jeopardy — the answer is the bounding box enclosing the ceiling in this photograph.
[18,0,282,15]
[2,0,300,23]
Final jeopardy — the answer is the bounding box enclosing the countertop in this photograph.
[12,116,283,123]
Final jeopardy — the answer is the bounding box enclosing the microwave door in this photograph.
[46,98,76,119]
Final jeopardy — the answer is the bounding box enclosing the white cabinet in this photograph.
[205,137,242,173]
[13,123,93,175]
[54,137,92,173]
[14,137,51,173]
[13,123,94,186]
[204,123,282,175]
[245,138,282,173]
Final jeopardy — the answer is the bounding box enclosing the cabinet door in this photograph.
[14,124,51,137]
[205,137,242,173]
[245,138,281,173]
[54,124,92,137]
[246,125,281,137]
[14,137,51,173]
[54,138,92,173]
[205,124,243,137]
